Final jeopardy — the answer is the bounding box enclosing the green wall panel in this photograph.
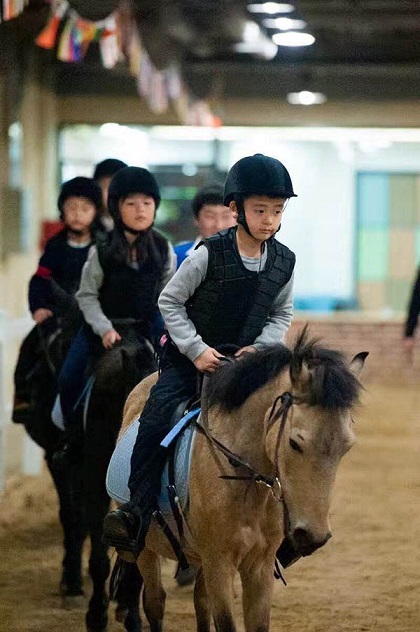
[357,173,389,229]
[358,229,389,281]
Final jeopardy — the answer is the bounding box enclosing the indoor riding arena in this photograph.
[2,2,420,631]
[2,322,419,631]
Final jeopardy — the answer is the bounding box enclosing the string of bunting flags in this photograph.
[1,0,220,125]
[0,0,30,21]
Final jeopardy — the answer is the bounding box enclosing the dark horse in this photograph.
[83,322,156,632]
[16,285,87,604]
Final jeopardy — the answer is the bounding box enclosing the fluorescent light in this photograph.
[248,3,295,14]
[263,17,306,29]
[287,91,327,105]
[243,20,261,43]
[273,31,315,46]
[234,41,278,59]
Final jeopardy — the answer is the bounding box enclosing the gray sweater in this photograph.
[76,243,177,337]
[158,243,294,362]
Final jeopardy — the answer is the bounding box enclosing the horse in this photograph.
[82,321,156,632]
[15,284,88,605]
[115,329,367,632]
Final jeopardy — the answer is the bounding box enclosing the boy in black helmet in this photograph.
[12,177,103,421]
[93,158,128,231]
[57,166,176,434]
[103,154,297,564]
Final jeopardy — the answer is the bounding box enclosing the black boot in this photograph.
[51,423,83,469]
[102,506,150,563]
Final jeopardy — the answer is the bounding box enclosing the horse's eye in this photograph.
[289,438,303,453]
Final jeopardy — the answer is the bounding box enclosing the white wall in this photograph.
[60,125,420,304]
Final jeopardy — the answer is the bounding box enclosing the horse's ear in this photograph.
[290,359,311,389]
[349,351,369,376]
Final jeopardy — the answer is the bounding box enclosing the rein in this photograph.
[194,390,295,502]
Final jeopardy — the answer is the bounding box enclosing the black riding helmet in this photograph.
[107,166,161,224]
[224,154,297,235]
[93,158,128,181]
[57,177,103,221]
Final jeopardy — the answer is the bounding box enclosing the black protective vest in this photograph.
[97,230,168,330]
[186,227,295,348]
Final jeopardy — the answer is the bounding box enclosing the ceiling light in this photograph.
[234,41,278,60]
[243,20,261,43]
[263,17,306,30]
[287,91,327,105]
[273,31,315,46]
[248,3,295,15]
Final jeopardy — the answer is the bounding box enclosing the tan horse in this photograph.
[117,331,367,632]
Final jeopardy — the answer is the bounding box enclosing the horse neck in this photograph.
[208,375,287,474]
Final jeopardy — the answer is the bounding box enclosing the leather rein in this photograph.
[194,390,296,503]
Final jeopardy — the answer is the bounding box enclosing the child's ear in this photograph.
[229,200,238,220]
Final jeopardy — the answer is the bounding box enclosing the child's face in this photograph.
[98,176,112,211]
[119,193,156,232]
[63,196,96,233]
[195,203,236,239]
[241,195,287,241]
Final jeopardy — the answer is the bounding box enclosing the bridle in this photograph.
[194,388,296,504]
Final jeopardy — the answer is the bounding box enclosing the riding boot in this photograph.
[52,418,84,469]
[102,502,155,563]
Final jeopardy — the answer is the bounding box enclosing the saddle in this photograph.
[106,400,200,568]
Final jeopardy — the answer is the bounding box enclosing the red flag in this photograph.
[35,14,62,49]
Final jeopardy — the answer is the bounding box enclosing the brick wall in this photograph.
[286,316,419,385]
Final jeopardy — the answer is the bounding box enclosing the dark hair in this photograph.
[192,184,225,218]
[106,227,168,271]
[93,159,128,181]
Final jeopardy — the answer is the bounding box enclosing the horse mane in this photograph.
[94,334,156,392]
[206,327,362,412]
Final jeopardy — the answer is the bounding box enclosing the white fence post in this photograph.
[0,312,43,489]
[0,310,6,492]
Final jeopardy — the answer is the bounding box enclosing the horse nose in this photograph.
[292,527,332,554]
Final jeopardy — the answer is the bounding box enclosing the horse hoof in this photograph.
[175,565,198,587]
[115,604,129,623]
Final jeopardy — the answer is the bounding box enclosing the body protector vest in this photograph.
[96,230,168,335]
[186,227,295,348]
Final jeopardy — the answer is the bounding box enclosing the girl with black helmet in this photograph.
[57,166,176,437]
[103,154,297,561]
[12,176,103,421]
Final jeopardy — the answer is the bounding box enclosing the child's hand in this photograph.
[235,345,257,358]
[102,329,122,349]
[193,347,223,373]
[32,308,53,324]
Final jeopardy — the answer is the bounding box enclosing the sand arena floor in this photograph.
[0,384,419,631]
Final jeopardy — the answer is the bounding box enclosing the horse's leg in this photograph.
[85,489,111,632]
[138,548,166,632]
[113,561,143,632]
[46,455,86,605]
[201,560,237,632]
[194,567,211,632]
[240,561,274,632]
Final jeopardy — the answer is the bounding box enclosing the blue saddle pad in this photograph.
[106,411,198,516]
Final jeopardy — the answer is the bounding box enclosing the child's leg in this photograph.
[58,327,91,426]
[103,354,198,554]
[53,327,91,466]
